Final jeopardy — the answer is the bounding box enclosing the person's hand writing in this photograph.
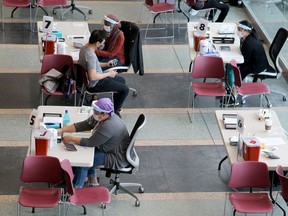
[109,70,117,78]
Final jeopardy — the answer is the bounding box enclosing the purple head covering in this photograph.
[92,98,114,115]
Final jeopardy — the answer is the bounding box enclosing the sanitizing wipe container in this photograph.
[242,136,261,161]
[193,32,206,52]
[34,130,50,156]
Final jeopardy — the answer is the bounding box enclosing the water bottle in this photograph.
[63,110,70,127]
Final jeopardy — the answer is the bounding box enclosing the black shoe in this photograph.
[220,97,239,106]
[115,110,122,119]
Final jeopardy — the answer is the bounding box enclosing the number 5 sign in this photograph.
[28,109,39,129]
[42,16,54,33]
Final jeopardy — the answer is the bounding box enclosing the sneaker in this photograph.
[220,97,239,106]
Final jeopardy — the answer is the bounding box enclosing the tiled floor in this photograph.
[1,1,288,215]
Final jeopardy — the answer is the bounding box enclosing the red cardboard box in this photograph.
[242,136,261,161]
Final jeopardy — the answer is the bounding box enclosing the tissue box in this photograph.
[242,136,261,161]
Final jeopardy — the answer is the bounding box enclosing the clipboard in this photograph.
[64,143,77,151]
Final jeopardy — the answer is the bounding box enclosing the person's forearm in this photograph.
[57,124,76,134]
[100,62,110,68]
[62,135,81,145]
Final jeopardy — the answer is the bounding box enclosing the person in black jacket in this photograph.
[237,20,269,81]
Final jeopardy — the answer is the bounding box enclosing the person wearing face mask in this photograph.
[237,20,269,81]
[78,29,129,117]
[57,98,130,188]
[95,14,125,67]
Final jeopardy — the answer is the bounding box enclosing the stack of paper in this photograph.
[222,114,237,129]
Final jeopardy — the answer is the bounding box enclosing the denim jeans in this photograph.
[73,149,105,188]
[88,75,129,114]
[192,0,229,22]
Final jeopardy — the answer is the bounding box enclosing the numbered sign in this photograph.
[236,114,244,134]
[42,16,54,33]
[28,109,39,129]
[196,18,209,36]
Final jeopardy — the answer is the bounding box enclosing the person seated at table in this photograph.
[237,20,270,81]
[95,14,125,69]
[57,98,130,188]
[190,0,229,22]
[78,29,129,117]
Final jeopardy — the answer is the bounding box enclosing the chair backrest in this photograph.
[276,165,288,202]
[126,114,146,172]
[269,28,288,73]
[144,0,154,6]
[41,54,75,80]
[230,59,242,88]
[77,64,89,87]
[60,159,75,196]
[3,0,30,7]
[20,156,63,184]
[38,0,67,6]
[191,56,225,79]
[228,161,270,189]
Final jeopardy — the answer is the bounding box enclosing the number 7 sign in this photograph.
[42,16,53,33]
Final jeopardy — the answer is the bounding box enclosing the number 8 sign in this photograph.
[42,16,54,33]
[196,18,209,36]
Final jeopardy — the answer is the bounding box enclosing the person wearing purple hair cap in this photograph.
[57,98,130,188]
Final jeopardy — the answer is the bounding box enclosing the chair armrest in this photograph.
[104,66,130,72]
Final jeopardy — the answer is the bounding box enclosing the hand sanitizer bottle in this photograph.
[63,110,70,127]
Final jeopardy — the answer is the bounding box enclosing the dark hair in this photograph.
[239,20,258,39]
[89,30,107,44]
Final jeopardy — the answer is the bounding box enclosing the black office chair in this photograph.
[248,28,288,102]
[104,21,144,97]
[98,114,146,207]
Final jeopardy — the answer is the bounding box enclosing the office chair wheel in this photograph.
[88,9,93,14]
[283,96,286,101]
[101,203,106,209]
[138,186,144,193]
[135,200,140,207]
[133,91,137,97]
[241,99,246,105]
[53,11,56,15]
[267,103,272,108]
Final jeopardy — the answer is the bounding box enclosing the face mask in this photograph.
[98,43,105,50]
[103,25,111,33]
[93,113,101,121]
[237,30,244,38]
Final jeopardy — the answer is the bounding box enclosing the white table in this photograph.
[37,21,90,63]
[29,106,94,167]
[187,22,244,66]
[215,109,288,171]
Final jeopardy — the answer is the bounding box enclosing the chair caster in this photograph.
[283,96,286,101]
[84,17,88,21]
[88,9,92,14]
[138,186,144,193]
[267,103,272,108]
[101,203,106,209]
[133,91,137,97]
[241,99,246,105]
[52,10,56,15]
[135,200,140,207]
